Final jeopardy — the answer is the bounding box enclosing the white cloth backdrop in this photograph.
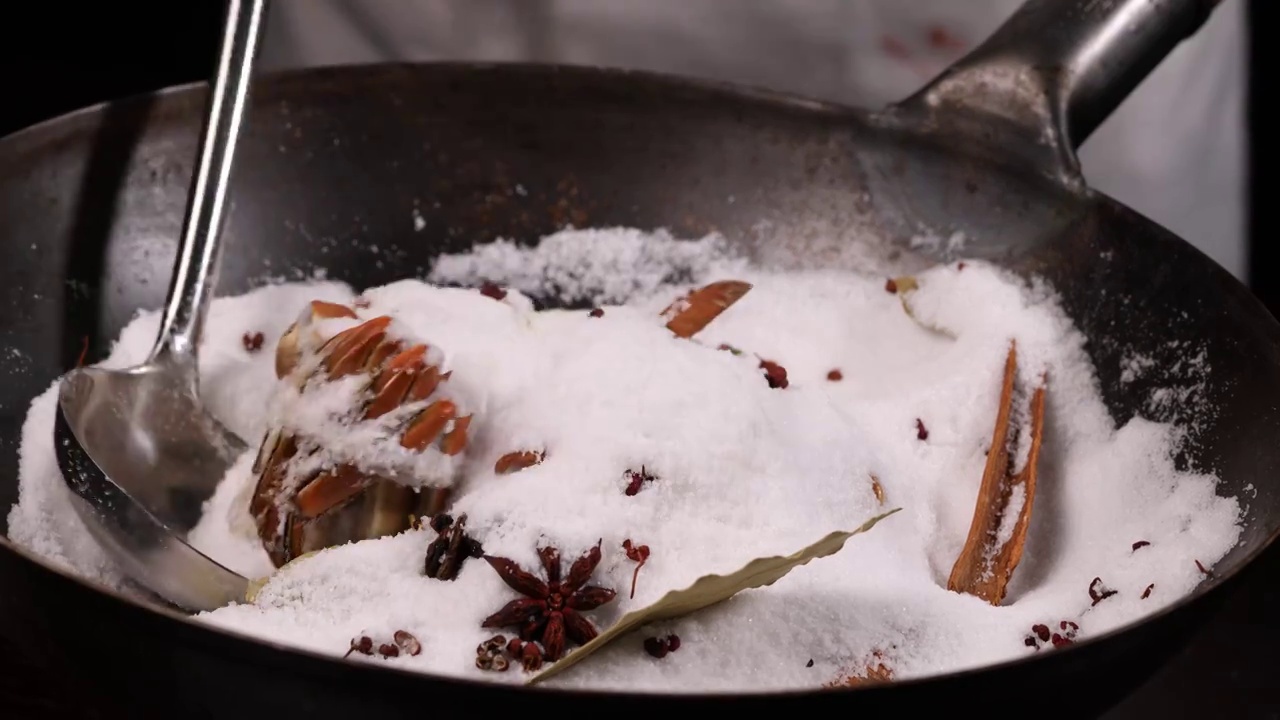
[261,0,1248,279]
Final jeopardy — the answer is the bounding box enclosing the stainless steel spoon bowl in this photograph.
[54,0,268,612]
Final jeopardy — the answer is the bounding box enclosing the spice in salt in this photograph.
[5,228,1242,693]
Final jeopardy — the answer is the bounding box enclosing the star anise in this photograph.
[424,513,484,580]
[480,541,617,662]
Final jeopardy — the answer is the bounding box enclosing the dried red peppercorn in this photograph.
[1050,633,1073,648]
[885,278,898,294]
[589,308,604,318]
[1023,636,1038,648]
[643,634,680,658]
[393,630,422,656]
[242,331,265,353]
[521,642,543,672]
[827,369,843,381]
[624,467,656,496]
[377,643,399,658]
[760,359,789,389]
[915,418,929,440]
[643,636,669,658]
[344,635,374,658]
[1032,624,1050,642]
[957,262,967,271]
[1088,577,1118,606]
[479,282,507,301]
[622,539,650,599]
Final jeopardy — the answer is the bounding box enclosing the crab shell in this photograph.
[249,300,469,568]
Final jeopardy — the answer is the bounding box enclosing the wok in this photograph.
[0,0,1273,716]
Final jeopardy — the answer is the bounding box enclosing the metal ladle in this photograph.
[54,0,268,612]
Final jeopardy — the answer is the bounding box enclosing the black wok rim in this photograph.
[0,60,1275,698]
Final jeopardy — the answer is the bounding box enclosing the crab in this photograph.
[246,279,755,568]
[248,299,471,567]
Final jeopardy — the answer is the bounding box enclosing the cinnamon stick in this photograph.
[662,280,752,338]
[947,342,1046,605]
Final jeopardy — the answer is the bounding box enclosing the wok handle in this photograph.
[150,0,270,365]
[892,0,1221,185]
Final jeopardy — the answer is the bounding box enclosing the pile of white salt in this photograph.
[5,228,1242,692]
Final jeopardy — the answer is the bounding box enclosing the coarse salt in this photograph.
[5,227,1242,693]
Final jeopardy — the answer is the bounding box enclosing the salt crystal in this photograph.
[5,228,1242,693]
[1120,352,1156,384]
[426,227,748,307]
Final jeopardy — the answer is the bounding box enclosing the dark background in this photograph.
[0,2,1275,718]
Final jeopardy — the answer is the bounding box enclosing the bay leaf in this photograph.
[244,576,269,603]
[528,507,901,685]
[891,275,956,340]
[244,547,326,603]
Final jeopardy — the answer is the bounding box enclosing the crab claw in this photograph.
[251,300,474,568]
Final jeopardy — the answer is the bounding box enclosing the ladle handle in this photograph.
[892,0,1222,186]
[151,0,269,365]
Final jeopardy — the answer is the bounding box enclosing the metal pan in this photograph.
[1,0,1272,716]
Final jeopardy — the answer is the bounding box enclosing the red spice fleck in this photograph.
[1141,583,1154,599]
[377,643,399,658]
[76,336,89,367]
[880,34,911,60]
[915,418,929,441]
[589,308,604,318]
[1132,540,1151,551]
[957,261,967,271]
[507,637,524,657]
[1088,577,1118,606]
[884,278,899,294]
[927,25,965,51]
[643,634,681,659]
[622,539,651,599]
[344,635,374,658]
[1195,559,1213,577]
[1024,621,1078,651]
[760,359,789,389]
[479,282,507,301]
[393,630,421,656]
[242,331,265,353]
[827,369,844,382]
[624,467,656,496]
[643,636,669,659]
[520,642,543,672]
